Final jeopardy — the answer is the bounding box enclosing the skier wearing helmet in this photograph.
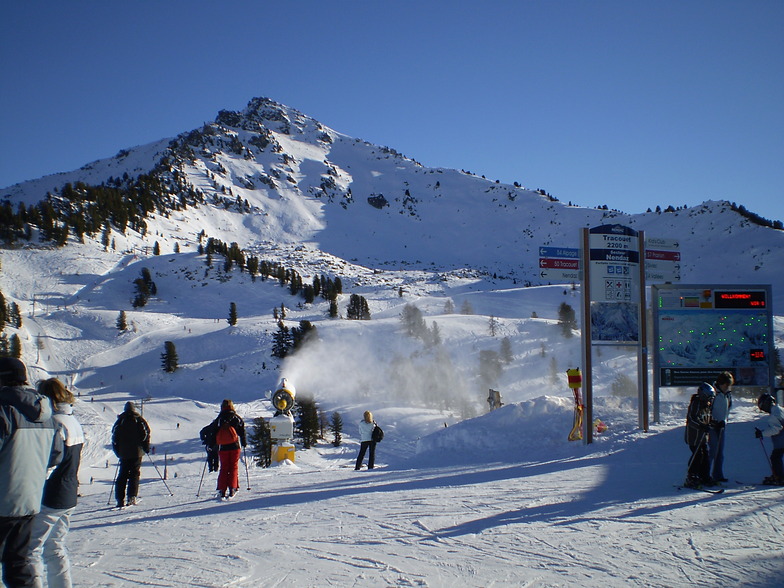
[684,382,715,488]
[754,392,784,485]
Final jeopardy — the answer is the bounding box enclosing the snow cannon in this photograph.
[268,378,297,463]
[271,378,296,413]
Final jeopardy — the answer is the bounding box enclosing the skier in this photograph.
[27,378,84,587]
[355,411,377,470]
[754,393,784,485]
[684,382,714,488]
[707,371,734,482]
[0,358,61,587]
[210,400,246,499]
[112,401,151,507]
[199,423,219,473]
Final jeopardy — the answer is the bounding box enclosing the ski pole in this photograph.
[686,428,708,476]
[243,447,251,491]
[107,461,120,506]
[146,452,174,496]
[196,458,208,497]
[758,435,774,475]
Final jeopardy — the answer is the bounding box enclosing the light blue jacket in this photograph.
[0,386,62,517]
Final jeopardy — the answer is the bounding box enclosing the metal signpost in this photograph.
[581,225,648,443]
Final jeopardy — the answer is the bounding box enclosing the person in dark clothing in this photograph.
[111,401,151,508]
[199,423,219,473]
[684,382,714,488]
[27,378,84,587]
[211,400,246,499]
[0,358,61,588]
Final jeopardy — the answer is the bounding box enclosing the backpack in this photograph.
[371,424,384,443]
[215,423,239,446]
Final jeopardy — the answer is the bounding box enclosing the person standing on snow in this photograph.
[27,378,84,588]
[211,400,246,499]
[355,411,377,470]
[199,423,219,473]
[0,358,61,587]
[112,401,151,508]
[754,393,784,485]
[684,382,714,488]
[707,371,734,483]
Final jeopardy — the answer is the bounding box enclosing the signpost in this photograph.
[581,225,649,442]
[538,246,580,283]
[644,237,681,282]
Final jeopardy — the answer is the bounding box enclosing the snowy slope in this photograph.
[1,96,783,586]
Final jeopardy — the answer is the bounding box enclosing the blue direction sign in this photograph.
[539,246,579,259]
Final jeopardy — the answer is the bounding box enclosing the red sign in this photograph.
[645,249,680,262]
[539,258,580,269]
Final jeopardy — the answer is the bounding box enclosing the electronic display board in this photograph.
[652,284,773,388]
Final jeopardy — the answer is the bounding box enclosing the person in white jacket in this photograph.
[755,392,784,485]
[355,411,377,470]
[27,378,84,588]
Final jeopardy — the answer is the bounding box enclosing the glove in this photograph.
[755,428,763,439]
[700,425,710,434]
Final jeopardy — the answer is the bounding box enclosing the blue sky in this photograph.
[2,1,782,222]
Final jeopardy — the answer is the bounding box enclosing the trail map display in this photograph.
[653,284,773,387]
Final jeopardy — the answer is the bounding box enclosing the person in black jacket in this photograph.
[211,399,246,499]
[112,401,150,508]
[199,423,219,473]
[684,382,715,488]
[27,378,84,587]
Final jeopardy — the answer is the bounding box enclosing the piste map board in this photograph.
[652,284,773,388]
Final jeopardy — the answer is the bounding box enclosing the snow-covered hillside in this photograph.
[3,97,784,307]
[1,96,783,586]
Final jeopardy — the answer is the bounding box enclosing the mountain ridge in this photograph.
[2,96,783,309]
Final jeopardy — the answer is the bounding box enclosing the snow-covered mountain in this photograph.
[1,97,783,586]
[4,97,783,305]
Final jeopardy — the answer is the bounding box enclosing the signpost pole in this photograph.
[580,228,593,444]
[637,231,649,432]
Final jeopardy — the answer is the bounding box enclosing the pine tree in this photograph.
[500,337,513,364]
[9,334,21,358]
[558,302,577,338]
[330,411,343,447]
[296,396,320,449]
[488,315,498,337]
[116,310,127,331]
[8,302,21,328]
[0,292,6,328]
[228,302,237,326]
[248,417,271,468]
[271,321,291,359]
[153,241,160,255]
[161,341,178,372]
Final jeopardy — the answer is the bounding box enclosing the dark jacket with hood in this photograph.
[112,402,151,460]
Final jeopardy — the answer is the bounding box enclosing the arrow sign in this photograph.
[540,258,580,269]
[646,249,681,262]
[538,246,579,259]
